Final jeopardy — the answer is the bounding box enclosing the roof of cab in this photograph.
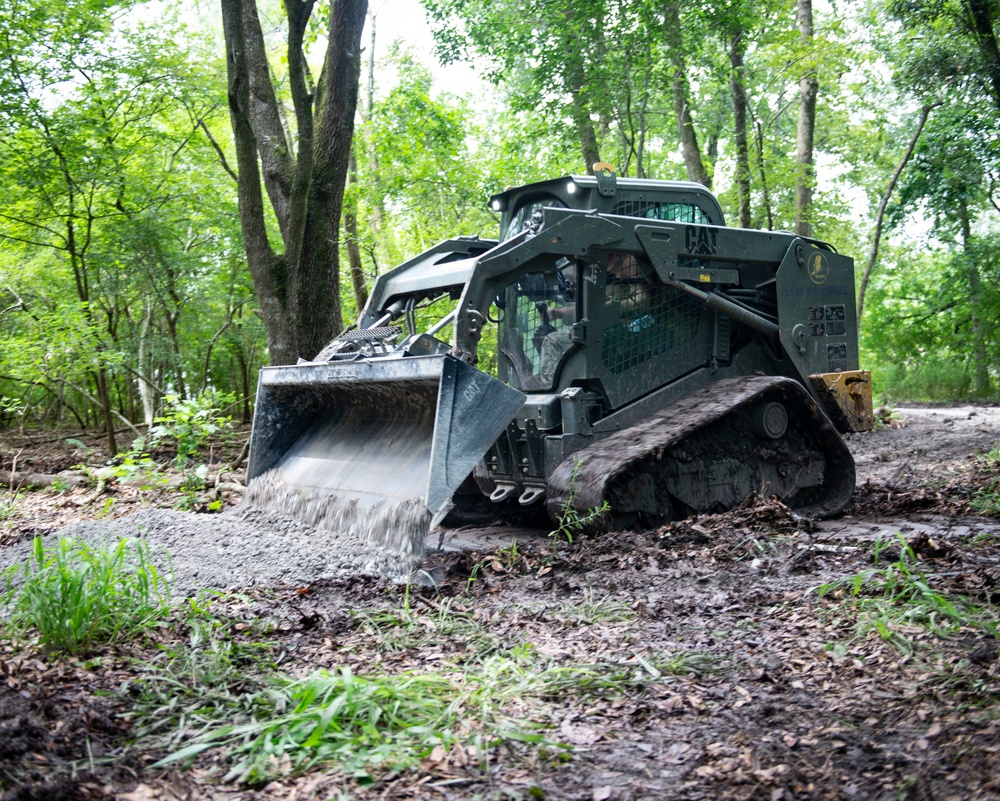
[488,175,725,226]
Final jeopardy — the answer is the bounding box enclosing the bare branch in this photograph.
[857,101,942,321]
[198,118,239,183]
[55,377,143,439]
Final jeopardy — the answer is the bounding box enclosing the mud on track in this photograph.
[0,404,998,800]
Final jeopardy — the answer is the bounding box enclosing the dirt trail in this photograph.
[848,405,1000,485]
[0,405,998,801]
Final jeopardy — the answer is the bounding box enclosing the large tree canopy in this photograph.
[0,0,255,451]
[2,0,1000,446]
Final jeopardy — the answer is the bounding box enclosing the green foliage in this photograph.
[0,0,997,423]
[0,490,22,524]
[971,443,1000,514]
[142,593,276,697]
[971,477,1000,515]
[49,476,72,493]
[1,536,172,654]
[549,463,610,545]
[860,234,1000,401]
[549,502,611,545]
[134,581,680,786]
[129,593,279,765]
[0,395,24,419]
[868,359,978,402]
[0,0,262,430]
[350,45,500,280]
[817,534,999,653]
[554,588,635,625]
[356,594,505,660]
[108,453,168,489]
[148,392,234,465]
[152,643,663,785]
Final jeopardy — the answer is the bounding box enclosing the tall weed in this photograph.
[971,441,1000,514]
[549,462,610,544]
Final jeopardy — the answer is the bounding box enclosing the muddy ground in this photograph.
[1,405,999,801]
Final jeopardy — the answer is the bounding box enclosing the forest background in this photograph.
[0,0,997,456]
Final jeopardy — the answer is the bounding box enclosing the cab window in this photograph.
[504,196,567,240]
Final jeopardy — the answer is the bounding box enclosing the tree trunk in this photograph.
[958,204,992,397]
[564,17,600,175]
[665,4,711,188]
[234,344,252,423]
[570,77,601,172]
[967,0,1000,111]
[360,7,387,273]
[729,29,752,228]
[137,298,157,427]
[221,0,367,365]
[296,0,366,359]
[92,368,118,455]
[753,118,774,229]
[345,153,369,315]
[794,0,817,238]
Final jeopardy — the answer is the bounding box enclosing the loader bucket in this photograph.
[245,355,525,555]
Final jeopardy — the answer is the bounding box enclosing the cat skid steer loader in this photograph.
[245,167,873,554]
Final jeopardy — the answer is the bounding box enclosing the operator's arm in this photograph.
[547,304,576,321]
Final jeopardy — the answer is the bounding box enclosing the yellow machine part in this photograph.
[809,370,874,433]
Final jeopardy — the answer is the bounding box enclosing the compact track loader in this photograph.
[246,166,873,553]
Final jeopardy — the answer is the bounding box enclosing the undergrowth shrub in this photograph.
[549,462,610,544]
[1,536,172,654]
[144,589,673,786]
[972,442,1000,514]
[0,490,22,526]
[153,649,666,784]
[870,359,997,402]
[150,392,234,465]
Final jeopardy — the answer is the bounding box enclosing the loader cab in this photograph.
[488,172,726,396]
[502,195,568,240]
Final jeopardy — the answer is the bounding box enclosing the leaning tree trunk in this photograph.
[344,153,369,315]
[856,103,939,320]
[664,3,711,188]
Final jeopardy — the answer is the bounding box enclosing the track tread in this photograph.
[545,375,855,522]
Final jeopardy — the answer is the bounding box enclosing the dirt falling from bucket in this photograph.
[243,469,430,560]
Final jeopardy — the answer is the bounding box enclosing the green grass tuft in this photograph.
[1,535,172,654]
[356,594,505,660]
[816,534,999,653]
[554,588,636,625]
[0,490,21,524]
[971,442,1000,514]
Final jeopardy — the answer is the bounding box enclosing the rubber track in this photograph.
[545,375,856,522]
